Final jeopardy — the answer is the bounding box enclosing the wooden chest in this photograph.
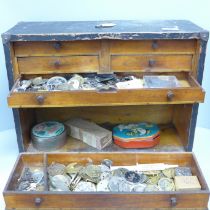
[1,20,209,209]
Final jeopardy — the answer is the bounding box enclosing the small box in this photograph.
[65,118,112,150]
[175,176,201,191]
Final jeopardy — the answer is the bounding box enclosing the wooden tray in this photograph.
[3,152,209,209]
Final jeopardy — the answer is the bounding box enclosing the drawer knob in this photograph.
[148,59,156,67]
[152,40,158,49]
[54,60,61,67]
[34,197,43,206]
[36,95,45,104]
[167,90,174,101]
[53,42,62,50]
[170,197,177,207]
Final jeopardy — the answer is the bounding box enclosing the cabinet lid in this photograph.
[2,20,209,42]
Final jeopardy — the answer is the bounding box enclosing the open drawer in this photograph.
[7,73,205,108]
[3,152,209,209]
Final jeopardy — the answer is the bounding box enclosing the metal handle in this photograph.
[152,40,158,49]
[167,90,174,101]
[34,197,43,206]
[148,59,156,67]
[53,42,62,50]
[36,95,45,104]
[54,60,61,68]
[170,197,177,207]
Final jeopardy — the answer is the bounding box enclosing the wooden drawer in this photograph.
[3,153,209,209]
[7,74,205,107]
[18,56,99,74]
[111,55,192,72]
[110,40,195,54]
[14,41,101,56]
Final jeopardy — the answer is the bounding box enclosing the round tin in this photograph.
[113,122,160,149]
[31,121,67,151]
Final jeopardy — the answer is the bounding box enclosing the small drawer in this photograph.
[111,55,192,72]
[7,74,205,108]
[3,153,209,209]
[14,41,101,56]
[110,40,195,54]
[17,56,99,74]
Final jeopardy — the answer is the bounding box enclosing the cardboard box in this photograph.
[175,176,201,191]
[65,118,112,150]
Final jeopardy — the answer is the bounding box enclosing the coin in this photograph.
[85,165,102,178]
[108,176,124,192]
[66,163,83,174]
[162,168,175,178]
[101,159,113,168]
[17,181,30,191]
[74,181,96,192]
[112,168,129,177]
[118,180,133,192]
[144,184,160,192]
[100,171,112,180]
[175,167,192,176]
[146,175,160,185]
[21,80,32,90]
[158,178,175,191]
[32,77,45,86]
[47,76,67,90]
[138,173,148,183]
[48,162,66,177]
[31,170,44,183]
[97,179,110,192]
[50,175,71,191]
[132,184,147,192]
[125,171,140,183]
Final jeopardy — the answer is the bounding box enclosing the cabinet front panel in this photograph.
[111,55,192,72]
[110,40,195,54]
[18,56,99,74]
[14,41,101,56]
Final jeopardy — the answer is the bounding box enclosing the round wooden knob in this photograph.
[36,95,45,104]
[170,197,177,207]
[152,40,158,49]
[148,59,156,67]
[167,90,174,101]
[54,60,61,68]
[34,197,43,206]
[53,42,62,50]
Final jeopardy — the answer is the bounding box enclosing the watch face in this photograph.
[32,121,65,138]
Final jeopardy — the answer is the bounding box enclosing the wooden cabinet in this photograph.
[1,20,209,209]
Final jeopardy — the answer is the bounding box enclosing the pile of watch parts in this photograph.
[14,74,181,92]
[47,160,201,192]
[16,166,44,191]
[14,73,143,92]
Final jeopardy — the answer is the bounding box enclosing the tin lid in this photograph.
[32,121,65,138]
[113,123,159,139]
